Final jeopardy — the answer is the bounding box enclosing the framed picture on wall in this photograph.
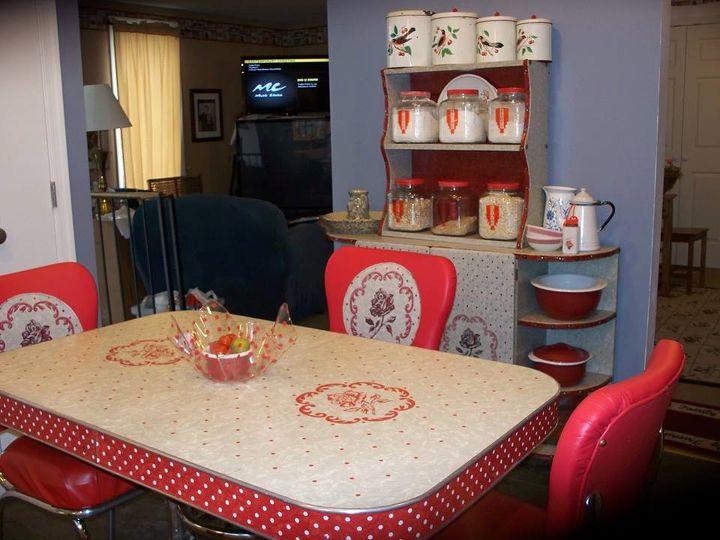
[190,89,223,142]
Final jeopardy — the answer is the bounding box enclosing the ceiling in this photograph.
[80,0,328,29]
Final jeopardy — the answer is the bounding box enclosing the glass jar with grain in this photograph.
[387,178,432,231]
[432,180,478,236]
[479,182,524,240]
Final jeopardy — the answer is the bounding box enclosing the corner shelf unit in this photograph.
[379,60,548,249]
[515,246,620,388]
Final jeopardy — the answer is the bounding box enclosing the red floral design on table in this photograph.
[296,381,416,424]
[106,339,185,367]
[0,293,81,353]
[0,394,557,540]
[343,262,420,345]
[441,313,499,360]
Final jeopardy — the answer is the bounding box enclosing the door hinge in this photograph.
[50,181,57,208]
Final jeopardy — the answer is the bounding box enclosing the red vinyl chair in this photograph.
[324,246,457,350]
[0,262,141,539]
[432,339,685,539]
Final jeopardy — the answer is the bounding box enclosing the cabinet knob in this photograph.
[0,228,6,245]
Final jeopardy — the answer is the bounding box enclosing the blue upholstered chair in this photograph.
[131,194,332,321]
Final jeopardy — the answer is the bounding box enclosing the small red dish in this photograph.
[529,342,590,386]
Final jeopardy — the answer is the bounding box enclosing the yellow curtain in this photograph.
[114,31,181,189]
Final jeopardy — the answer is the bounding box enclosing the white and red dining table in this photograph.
[0,311,559,540]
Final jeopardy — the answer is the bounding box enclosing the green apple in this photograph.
[230,336,250,353]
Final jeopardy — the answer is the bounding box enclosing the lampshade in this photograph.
[84,84,131,132]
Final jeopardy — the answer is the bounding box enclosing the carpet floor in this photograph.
[656,286,720,386]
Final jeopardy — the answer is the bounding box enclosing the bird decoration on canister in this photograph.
[432,25,459,58]
[477,34,504,57]
[434,29,447,53]
[388,26,417,57]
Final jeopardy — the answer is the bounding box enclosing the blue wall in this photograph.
[327,0,668,380]
[57,0,96,278]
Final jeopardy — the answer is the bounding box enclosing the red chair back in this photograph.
[325,246,456,350]
[0,262,97,352]
[545,339,685,536]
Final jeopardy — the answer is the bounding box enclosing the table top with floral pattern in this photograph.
[0,311,558,519]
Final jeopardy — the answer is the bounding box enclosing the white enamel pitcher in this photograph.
[568,188,616,252]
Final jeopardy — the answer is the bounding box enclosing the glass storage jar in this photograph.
[392,91,438,143]
[488,87,526,143]
[387,178,432,231]
[479,181,524,240]
[432,180,478,236]
[438,89,486,143]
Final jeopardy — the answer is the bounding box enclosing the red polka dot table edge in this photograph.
[0,395,557,539]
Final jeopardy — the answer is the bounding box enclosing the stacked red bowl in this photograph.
[529,342,590,386]
[530,273,607,320]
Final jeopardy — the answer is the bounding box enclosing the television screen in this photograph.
[242,57,330,115]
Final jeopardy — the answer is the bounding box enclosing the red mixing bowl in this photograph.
[529,342,590,386]
[530,273,607,320]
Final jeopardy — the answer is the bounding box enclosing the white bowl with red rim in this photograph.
[527,236,562,252]
[526,224,562,239]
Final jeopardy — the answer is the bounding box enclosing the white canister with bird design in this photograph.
[430,11,478,65]
[386,11,432,68]
[476,14,517,63]
[516,16,552,61]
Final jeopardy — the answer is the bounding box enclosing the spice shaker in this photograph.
[562,215,579,255]
[347,189,370,221]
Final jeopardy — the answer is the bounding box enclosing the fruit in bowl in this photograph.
[201,333,255,382]
[208,333,251,355]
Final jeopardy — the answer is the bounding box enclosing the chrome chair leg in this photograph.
[71,517,90,540]
[106,507,115,540]
[0,498,5,540]
[170,501,260,539]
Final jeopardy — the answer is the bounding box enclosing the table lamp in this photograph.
[84,84,131,200]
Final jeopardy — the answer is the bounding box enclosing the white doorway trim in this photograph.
[38,0,76,263]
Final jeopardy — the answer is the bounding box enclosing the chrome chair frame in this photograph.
[169,501,259,539]
[0,472,142,540]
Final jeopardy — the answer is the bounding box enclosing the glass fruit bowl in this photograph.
[171,302,296,383]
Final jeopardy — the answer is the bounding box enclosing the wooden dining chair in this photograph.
[324,246,457,350]
[432,339,685,539]
[0,262,142,539]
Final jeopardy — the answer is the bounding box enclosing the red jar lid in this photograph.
[531,343,590,365]
[396,178,425,185]
[438,180,470,188]
[447,88,479,96]
[497,87,526,94]
[487,182,521,191]
[400,91,431,98]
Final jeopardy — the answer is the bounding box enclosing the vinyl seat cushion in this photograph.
[0,436,136,510]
